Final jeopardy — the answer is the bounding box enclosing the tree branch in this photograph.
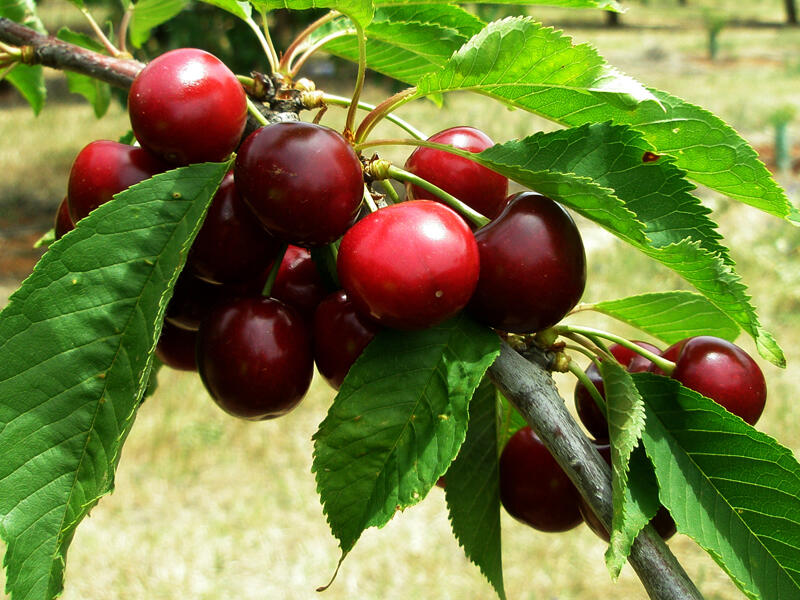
[489,341,704,600]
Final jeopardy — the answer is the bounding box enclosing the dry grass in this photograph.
[1,1,800,598]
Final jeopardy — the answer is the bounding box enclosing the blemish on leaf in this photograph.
[438,414,449,421]
[642,151,659,163]
[172,192,182,199]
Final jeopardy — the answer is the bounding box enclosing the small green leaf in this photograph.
[197,0,252,21]
[312,313,500,557]
[445,377,505,600]
[57,28,112,118]
[0,161,230,600]
[592,292,740,344]
[377,0,620,9]
[600,360,646,576]
[638,373,800,600]
[5,65,45,114]
[251,0,374,28]
[129,0,187,48]
[33,228,56,249]
[497,392,526,450]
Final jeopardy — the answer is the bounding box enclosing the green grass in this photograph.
[1,1,800,597]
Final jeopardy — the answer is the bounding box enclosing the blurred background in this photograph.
[1,0,799,597]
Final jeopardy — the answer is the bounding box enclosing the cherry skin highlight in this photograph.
[468,192,586,334]
[313,290,381,389]
[67,140,167,223]
[128,48,247,165]
[499,426,583,532]
[196,296,313,420]
[405,126,509,220]
[234,122,364,245]
[337,200,480,330]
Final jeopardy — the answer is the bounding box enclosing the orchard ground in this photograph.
[1,1,800,598]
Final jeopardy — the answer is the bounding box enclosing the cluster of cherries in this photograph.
[51,46,768,543]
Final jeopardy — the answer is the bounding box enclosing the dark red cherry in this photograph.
[155,321,198,371]
[165,272,226,331]
[499,427,583,532]
[405,126,509,220]
[234,122,364,245]
[574,341,661,441]
[271,246,330,320]
[187,172,282,285]
[669,336,767,425]
[196,296,313,420]
[337,200,480,330]
[467,192,586,334]
[313,290,381,389]
[67,140,167,223]
[648,339,689,376]
[54,196,74,240]
[128,48,247,165]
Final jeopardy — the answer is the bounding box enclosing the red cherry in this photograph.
[313,290,381,389]
[165,272,226,331]
[155,321,198,371]
[337,200,480,330]
[54,196,74,240]
[271,246,330,320]
[67,140,167,223]
[669,336,767,425]
[468,192,586,333]
[499,427,583,532]
[196,296,313,420]
[405,126,509,220]
[648,339,689,376]
[574,341,661,441]
[129,48,247,165]
[187,172,281,285]
[234,122,364,245]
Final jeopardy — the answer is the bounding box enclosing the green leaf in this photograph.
[0,0,47,115]
[637,373,800,600]
[314,6,483,85]
[414,18,661,118]
[377,0,620,8]
[591,292,740,345]
[312,313,500,556]
[130,0,187,48]
[599,360,646,576]
[33,228,56,249]
[197,0,252,21]
[497,392,526,450]
[0,161,230,600]
[250,0,374,28]
[57,28,111,118]
[445,377,505,600]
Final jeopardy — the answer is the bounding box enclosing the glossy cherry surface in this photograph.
[574,341,661,441]
[404,126,509,220]
[271,246,330,320]
[187,172,281,285]
[67,140,167,222]
[234,122,363,245]
[155,321,198,371]
[468,192,586,333]
[54,196,74,240]
[313,290,381,389]
[196,296,313,420]
[129,48,247,165]
[337,200,480,330]
[499,426,583,532]
[670,336,767,425]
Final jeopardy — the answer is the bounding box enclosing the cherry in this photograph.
[313,290,381,389]
[128,48,247,165]
[574,341,661,441]
[663,336,767,425]
[404,126,509,220]
[155,321,198,371]
[67,140,167,223]
[165,272,226,331]
[337,200,480,330]
[196,296,313,420]
[468,192,586,333]
[271,246,330,320]
[187,172,282,285]
[578,442,676,541]
[234,122,364,245]
[54,196,74,240]
[500,426,583,532]
[648,339,688,376]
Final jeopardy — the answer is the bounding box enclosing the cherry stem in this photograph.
[279,10,339,74]
[245,13,279,73]
[383,165,489,228]
[246,97,269,127]
[0,40,20,55]
[290,29,351,77]
[560,331,613,363]
[362,184,378,213]
[321,93,426,139]
[568,359,608,417]
[344,21,367,138]
[377,179,399,204]
[354,87,417,143]
[0,60,18,80]
[118,5,132,55]
[262,243,288,297]
[80,6,122,57]
[556,324,675,374]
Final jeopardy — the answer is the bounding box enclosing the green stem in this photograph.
[354,88,417,143]
[247,97,269,127]
[279,10,339,74]
[118,5,133,55]
[259,10,280,71]
[245,15,279,73]
[568,360,608,418]
[323,93,426,140]
[0,61,18,80]
[378,179,399,204]
[262,243,289,297]
[290,29,352,77]
[556,324,674,374]
[384,165,489,227]
[344,22,367,137]
[362,184,378,213]
[80,6,121,57]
